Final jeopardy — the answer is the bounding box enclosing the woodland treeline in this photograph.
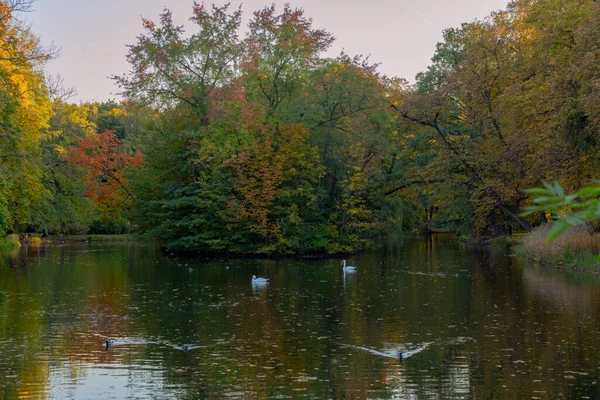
[2,0,600,254]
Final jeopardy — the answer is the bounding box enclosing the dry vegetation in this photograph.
[522,225,600,268]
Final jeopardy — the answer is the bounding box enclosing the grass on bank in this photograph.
[50,234,137,242]
[519,224,600,272]
[1,234,137,251]
[0,234,20,251]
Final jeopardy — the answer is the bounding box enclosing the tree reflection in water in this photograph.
[0,238,599,399]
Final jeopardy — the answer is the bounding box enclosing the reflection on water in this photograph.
[1,235,600,398]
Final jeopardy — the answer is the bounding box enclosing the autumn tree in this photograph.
[390,0,600,239]
[398,12,537,236]
[68,130,143,218]
[220,123,323,253]
[293,55,404,247]
[114,2,243,127]
[29,101,96,234]
[243,4,334,119]
[0,0,53,235]
[119,3,414,253]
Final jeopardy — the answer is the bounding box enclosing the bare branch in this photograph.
[45,73,77,102]
[7,0,36,13]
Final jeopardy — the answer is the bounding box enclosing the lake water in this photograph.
[1,235,599,399]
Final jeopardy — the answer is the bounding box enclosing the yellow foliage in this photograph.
[106,107,128,117]
[55,145,67,156]
[0,7,54,231]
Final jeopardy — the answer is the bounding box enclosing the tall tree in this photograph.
[30,101,96,234]
[244,4,334,119]
[0,1,53,235]
[114,2,243,127]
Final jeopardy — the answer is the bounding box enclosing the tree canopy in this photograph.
[2,0,600,253]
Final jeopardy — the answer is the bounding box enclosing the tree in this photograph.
[296,55,403,247]
[0,0,53,235]
[243,4,334,119]
[394,0,600,238]
[220,123,323,253]
[119,3,414,253]
[114,2,243,127]
[29,101,96,234]
[68,130,143,218]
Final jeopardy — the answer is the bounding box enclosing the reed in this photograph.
[521,225,600,269]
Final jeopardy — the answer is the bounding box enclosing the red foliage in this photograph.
[68,130,143,215]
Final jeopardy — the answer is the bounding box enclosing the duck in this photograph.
[105,339,116,350]
[341,260,356,272]
[252,275,269,284]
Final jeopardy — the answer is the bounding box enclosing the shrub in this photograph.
[89,219,130,234]
[522,224,600,261]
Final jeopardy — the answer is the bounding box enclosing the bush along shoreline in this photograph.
[0,234,21,251]
[516,225,600,273]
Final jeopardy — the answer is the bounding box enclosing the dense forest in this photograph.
[1,0,600,254]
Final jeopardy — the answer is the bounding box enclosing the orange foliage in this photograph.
[224,129,284,238]
[68,130,143,216]
[223,124,321,240]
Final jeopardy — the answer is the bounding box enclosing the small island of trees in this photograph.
[2,0,600,258]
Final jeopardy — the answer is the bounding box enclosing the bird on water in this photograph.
[341,260,356,272]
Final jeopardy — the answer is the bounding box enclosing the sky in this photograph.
[25,0,509,103]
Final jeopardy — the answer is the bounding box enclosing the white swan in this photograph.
[252,275,269,284]
[341,260,356,272]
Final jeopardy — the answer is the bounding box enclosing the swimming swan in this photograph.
[252,275,269,284]
[341,260,356,272]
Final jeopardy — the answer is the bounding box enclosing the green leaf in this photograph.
[542,181,554,192]
[532,196,560,204]
[548,220,570,243]
[571,199,600,209]
[524,188,553,196]
[577,186,600,198]
[563,194,578,203]
[564,214,583,226]
[553,181,565,197]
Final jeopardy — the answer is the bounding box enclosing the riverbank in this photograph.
[515,225,600,273]
[1,234,138,252]
[47,234,137,243]
[0,234,20,251]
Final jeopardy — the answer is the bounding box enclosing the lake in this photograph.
[1,235,599,399]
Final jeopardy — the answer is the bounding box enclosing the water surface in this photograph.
[1,236,599,399]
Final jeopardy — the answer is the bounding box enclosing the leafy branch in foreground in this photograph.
[523,181,600,242]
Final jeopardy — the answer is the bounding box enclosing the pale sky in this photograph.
[26,0,509,103]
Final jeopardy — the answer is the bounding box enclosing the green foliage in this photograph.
[0,4,53,235]
[89,218,130,235]
[523,181,600,242]
[396,0,600,239]
[0,234,20,251]
[119,4,408,254]
[9,0,600,254]
[27,101,96,234]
